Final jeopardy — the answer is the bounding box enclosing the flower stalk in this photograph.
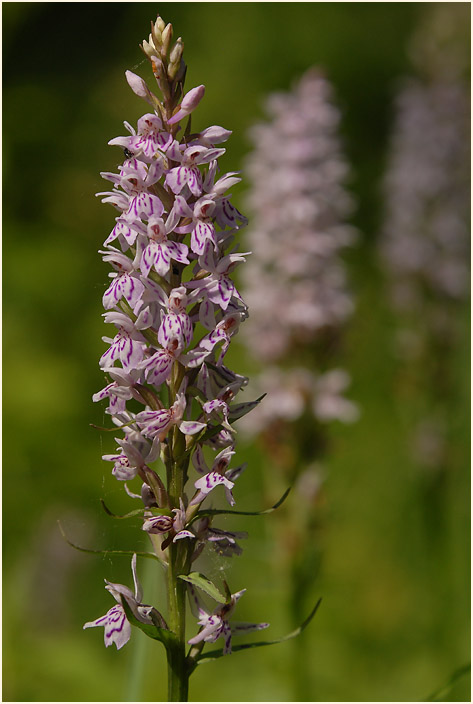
[166,541,190,701]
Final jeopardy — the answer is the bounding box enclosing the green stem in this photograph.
[166,408,191,700]
[166,540,189,701]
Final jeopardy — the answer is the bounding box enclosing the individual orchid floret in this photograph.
[103,427,160,481]
[190,445,246,507]
[83,555,153,650]
[203,523,248,557]
[200,377,253,429]
[132,213,189,278]
[173,194,218,256]
[186,241,249,311]
[104,217,139,250]
[164,142,225,197]
[103,448,140,482]
[99,311,147,370]
[93,367,143,415]
[187,586,269,655]
[142,499,195,542]
[83,603,131,651]
[168,84,205,125]
[101,158,163,194]
[202,395,232,429]
[201,165,248,236]
[158,286,193,348]
[97,171,165,223]
[136,393,206,441]
[183,312,242,369]
[139,338,184,386]
[142,513,174,534]
[193,471,236,507]
[101,249,144,311]
[123,190,165,225]
[171,498,196,542]
[207,529,247,557]
[132,278,178,333]
[109,114,173,161]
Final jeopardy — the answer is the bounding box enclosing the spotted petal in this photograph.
[83,604,131,650]
[179,420,207,435]
[194,471,235,503]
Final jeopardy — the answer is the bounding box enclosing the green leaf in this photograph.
[57,521,160,562]
[178,572,227,603]
[100,500,148,520]
[120,596,175,650]
[193,487,291,521]
[228,394,266,421]
[90,417,138,432]
[423,662,470,702]
[194,598,322,666]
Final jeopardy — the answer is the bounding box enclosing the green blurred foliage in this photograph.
[3,2,470,702]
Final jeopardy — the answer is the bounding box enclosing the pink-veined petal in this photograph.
[153,244,171,277]
[173,530,196,542]
[83,604,131,650]
[166,240,189,264]
[199,299,216,331]
[165,167,187,194]
[187,167,203,197]
[179,420,207,435]
[194,471,234,496]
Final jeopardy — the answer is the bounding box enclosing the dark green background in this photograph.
[3,3,470,701]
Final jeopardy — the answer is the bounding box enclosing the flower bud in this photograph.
[168,84,205,125]
[200,125,233,145]
[155,15,165,33]
[169,37,184,66]
[151,21,162,48]
[161,23,173,57]
[168,39,185,82]
[181,84,205,111]
[125,70,151,101]
[141,39,156,59]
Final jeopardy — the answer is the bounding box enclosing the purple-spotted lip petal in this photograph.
[194,471,234,495]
